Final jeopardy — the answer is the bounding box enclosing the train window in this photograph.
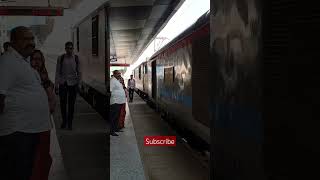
[76,27,79,52]
[144,65,147,74]
[92,15,99,56]
[173,66,175,82]
[139,66,141,79]
[164,66,174,85]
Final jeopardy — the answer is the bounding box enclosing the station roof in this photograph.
[108,0,184,65]
[0,0,184,65]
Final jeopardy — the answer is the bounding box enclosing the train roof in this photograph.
[149,10,210,61]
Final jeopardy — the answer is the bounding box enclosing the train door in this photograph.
[142,64,146,92]
[105,6,110,119]
[192,33,210,127]
[152,60,157,99]
[140,65,143,90]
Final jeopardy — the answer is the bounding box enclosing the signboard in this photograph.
[110,63,130,67]
[110,55,117,62]
[0,0,70,8]
[110,66,127,77]
[0,6,64,16]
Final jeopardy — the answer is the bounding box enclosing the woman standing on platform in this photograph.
[118,75,127,129]
[30,50,56,180]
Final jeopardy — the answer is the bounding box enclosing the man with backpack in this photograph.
[55,42,81,130]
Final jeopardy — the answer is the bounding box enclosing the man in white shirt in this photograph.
[127,75,136,102]
[110,70,126,136]
[0,26,51,180]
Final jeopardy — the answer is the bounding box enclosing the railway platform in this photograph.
[110,103,146,180]
[127,93,209,180]
[50,96,108,180]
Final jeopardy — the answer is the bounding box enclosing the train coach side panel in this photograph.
[211,0,264,179]
[76,9,106,94]
[155,42,211,143]
[156,43,192,112]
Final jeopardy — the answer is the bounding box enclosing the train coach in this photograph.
[134,11,210,151]
[71,4,108,118]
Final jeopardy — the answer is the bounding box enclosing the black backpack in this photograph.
[59,54,79,76]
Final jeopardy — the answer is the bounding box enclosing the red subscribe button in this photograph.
[144,136,176,146]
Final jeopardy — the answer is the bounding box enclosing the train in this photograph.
[133,11,210,151]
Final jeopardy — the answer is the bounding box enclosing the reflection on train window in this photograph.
[164,66,174,85]
[76,27,79,52]
[92,15,99,56]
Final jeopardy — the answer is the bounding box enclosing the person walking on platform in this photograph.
[128,75,136,102]
[29,49,56,180]
[110,70,126,136]
[55,42,81,130]
[118,75,127,129]
[1,41,11,56]
[0,26,52,180]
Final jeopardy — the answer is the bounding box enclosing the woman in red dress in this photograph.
[30,50,56,180]
[118,75,127,129]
